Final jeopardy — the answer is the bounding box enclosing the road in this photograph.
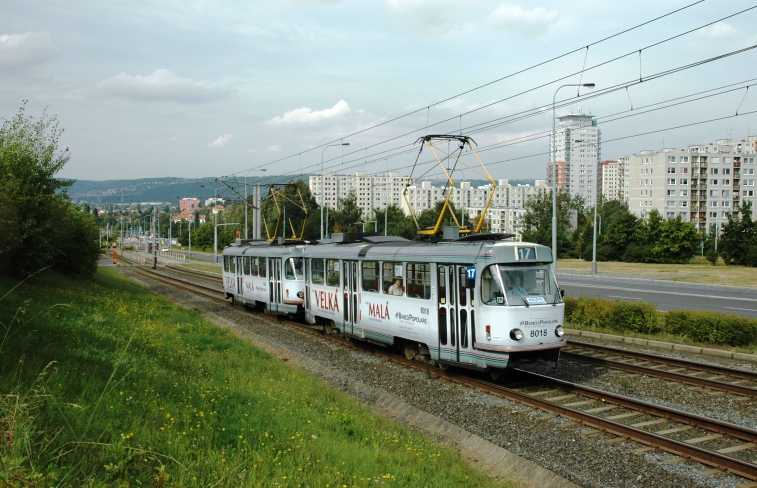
[558,273,757,319]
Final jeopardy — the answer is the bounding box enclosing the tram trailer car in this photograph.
[222,240,306,316]
[302,234,565,373]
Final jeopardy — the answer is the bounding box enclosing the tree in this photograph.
[0,102,99,277]
[703,224,719,265]
[373,205,416,240]
[718,201,757,266]
[651,215,700,264]
[329,192,362,234]
[520,189,576,256]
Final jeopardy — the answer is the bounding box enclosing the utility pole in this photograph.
[152,207,157,269]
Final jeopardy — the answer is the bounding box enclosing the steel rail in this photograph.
[567,341,757,380]
[560,350,757,398]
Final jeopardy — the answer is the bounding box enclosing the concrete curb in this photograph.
[566,329,757,363]
[205,310,581,488]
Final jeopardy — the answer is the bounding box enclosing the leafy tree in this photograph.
[596,200,638,262]
[718,201,757,266]
[0,102,99,277]
[520,189,576,256]
[328,192,362,234]
[373,205,416,240]
[651,216,700,264]
[703,224,719,265]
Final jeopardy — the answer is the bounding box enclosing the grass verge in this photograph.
[0,269,511,487]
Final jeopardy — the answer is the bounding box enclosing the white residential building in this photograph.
[622,137,757,232]
[549,108,601,205]
[600,160,623,201]
[308,173,549,236]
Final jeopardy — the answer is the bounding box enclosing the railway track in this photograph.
[562,341,757,399]
[118,259,757,484]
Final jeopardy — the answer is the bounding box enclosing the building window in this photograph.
[667,167,676,174]
[667,179,676,185]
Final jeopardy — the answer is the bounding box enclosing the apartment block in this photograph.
[600,160,623,201]
[622,137,757,232]
[548,108,601,205]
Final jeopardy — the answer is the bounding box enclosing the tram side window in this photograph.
[458,267,467,306]
[382,262,402,294]
[259,258,267,278]
[311,259,325,285]
[243,256,252,276]
[362,261,379,292]
[251,257,259,276]
[224,256,235,273]
[481,266,505,306]
[406,263,431,299]
[326,259,340,286]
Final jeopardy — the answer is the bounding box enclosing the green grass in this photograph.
[0,269,511,487]
[181,262,223,274]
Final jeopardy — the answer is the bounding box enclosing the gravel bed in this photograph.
[123,267,756,488]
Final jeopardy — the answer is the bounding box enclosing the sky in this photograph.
[2,0,757,184]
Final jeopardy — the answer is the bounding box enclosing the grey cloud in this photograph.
[0,32,57,70]
[93,69,232,104]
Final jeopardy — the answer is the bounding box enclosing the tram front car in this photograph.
[474,241,566,368]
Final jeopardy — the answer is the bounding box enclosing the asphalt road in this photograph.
[558,273,757,319]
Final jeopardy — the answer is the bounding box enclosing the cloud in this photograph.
[384,0,462,36]
[0,32,57,69]
[266,144,282,152]
[486,4,559,36]
[94,69,231,104]
[699,22,737,39]
[209,134,234,147]
[268,100,350,125]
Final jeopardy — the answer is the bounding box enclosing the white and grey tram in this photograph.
[222,233,566,373]
[304,233,565,371]
[222,240,306,315]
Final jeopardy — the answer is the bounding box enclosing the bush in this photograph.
[610,301,663,334]
[664,310,757,347]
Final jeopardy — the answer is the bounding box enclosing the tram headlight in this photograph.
[510,329,523,341]
[555,325,564,337]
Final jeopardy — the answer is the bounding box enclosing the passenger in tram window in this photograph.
[387,278,403,296]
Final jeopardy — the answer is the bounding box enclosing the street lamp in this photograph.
[202,185,225,262]
[321,143,350,240]
[244,168,266,239]
[575,139,600,274]
[551,83,595,271]
[366,220,377,232]
[353,222,365,232]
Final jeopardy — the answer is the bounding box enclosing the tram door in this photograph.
[269,258,283,313]
[236,257,244,298]
[437,265,475,365]
[342,261,359,335]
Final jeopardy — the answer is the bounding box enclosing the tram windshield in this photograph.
[481,264,560,306]
[286,258,304,280]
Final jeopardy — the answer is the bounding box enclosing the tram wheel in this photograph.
[403,344,417,360]
[437,362,449,371]
[324,321,335,335]
[230,295,235,306]
[263,303,271,315]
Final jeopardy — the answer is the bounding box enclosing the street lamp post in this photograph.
[552,83,595,272]
[575,139,600,274]
[244,169,266,239]
[321,143,350,240]
[201,185,224,262]
[353,222,365,232]
[366,220,377,232]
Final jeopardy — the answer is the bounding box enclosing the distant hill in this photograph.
[66,175,307,205]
